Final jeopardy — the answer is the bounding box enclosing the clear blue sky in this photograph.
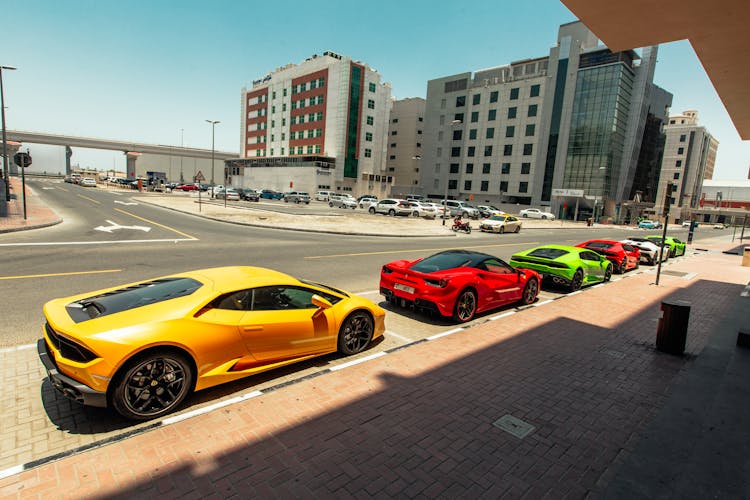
[2,0,747,180]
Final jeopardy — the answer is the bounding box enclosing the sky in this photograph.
[2,0,748,180]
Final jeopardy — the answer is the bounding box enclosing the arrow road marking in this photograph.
[114,200,138,205]
[94,220,151,233]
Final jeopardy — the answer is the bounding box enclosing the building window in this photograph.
[530,84,540,97]
[389,155,396,160]
[679,134,686,142]
[506,126,515,138]
[503,145,513,156]
[484,145,493,156]
[367,99,375,109]
[488,109,497,121]
[416,142,421,147]
[465,163,474,174]
[523,144,533,155]
[519,181,528,193]
[453,130,463,141]
[673,172,680,180]
[486,128,495,139]
[490,91,498,103]
[300,83,307,92]
[366,116,374,125]
[500,181,508,192]
[508,107,517,119]
[369,82,376,92]
[482,163,491,174]
[471,111,479,123]
[365,132,373,141]
[450,163,459,173]
[525,124,535,136]
[472,94,480,105]
[307,145,314,154]
[364,148,372,158]
[521,162,530,174]
[437,147,442,157]
[469,129,477,140]
[418,117,423,122]
[480,180,489,192]
[441,98,446,109]
[464,180,472,191]
[510,88,519,100]
[392,131,398,135]
[528,104,537,117]
[451,147,461,157]
[676,160,682,167]
[299,115,305,124]
[317,111,323,121]
[677,147,684,154]
[282,103,287,112]
[390,143,396,147]
[310,80,317,90]
[455,96,466,107]
[448,179,458,189]
[467,146,476,157]
[454,113,464,122]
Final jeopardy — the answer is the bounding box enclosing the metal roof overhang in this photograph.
[561,0,750,140]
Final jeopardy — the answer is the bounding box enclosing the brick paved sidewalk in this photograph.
[1,246,748,498]
[0,177,61,233]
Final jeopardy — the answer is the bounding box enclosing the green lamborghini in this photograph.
[644,236,686,257]
[509,244,613,292]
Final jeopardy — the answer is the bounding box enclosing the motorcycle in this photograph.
[451,216,471,234]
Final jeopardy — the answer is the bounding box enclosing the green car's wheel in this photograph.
[453,288,477,323]
[337,311,374,355]
[569,269,584,292]
[604,265,612,282]
[111,350,194,421]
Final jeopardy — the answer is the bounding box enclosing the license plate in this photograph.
[393,283,415,294]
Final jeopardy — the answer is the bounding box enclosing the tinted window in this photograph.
[527,248,568,260]
[67,278,202,322]
[481,258,514,274]
[410,251,489,273]
[584,242,613,250]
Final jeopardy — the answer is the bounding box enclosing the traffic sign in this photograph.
[194,170,205,182]
[14,152,32,167]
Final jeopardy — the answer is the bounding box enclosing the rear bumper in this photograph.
[37,339,108,408]
[380,285,447,317]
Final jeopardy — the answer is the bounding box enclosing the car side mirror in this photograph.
[311,294,332,310]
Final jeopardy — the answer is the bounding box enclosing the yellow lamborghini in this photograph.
[38,266,385,420]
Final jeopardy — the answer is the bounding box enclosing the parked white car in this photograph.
[519,208,555,220]
[620,238,669,265]
[369,199,412,216]
[479,215,522,233]
[80,177,97,187]
[315,190,334,201]
[406,201,437,219]
[329,194,357,209]
[358,196,378,209]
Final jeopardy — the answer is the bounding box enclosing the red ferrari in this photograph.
[380,250,541,323]
[575,239,640,274]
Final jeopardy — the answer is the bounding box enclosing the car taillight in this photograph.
[381,266,393,275]
[424,278,448,288]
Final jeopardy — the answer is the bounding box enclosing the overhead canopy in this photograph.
[561,0,750,140]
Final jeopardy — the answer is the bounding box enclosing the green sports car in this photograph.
[509,244,613,292]
[645,236,686,257]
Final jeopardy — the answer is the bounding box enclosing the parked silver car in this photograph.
[329,194,357,209]
[442,200,480,219]
[283,191,311,204]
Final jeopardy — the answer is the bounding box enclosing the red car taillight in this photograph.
[424,277,448,288]
[381,265,393,274]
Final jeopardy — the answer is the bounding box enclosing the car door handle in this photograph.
[242,326,264,332]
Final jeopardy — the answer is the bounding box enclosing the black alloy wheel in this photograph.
[514,225,521,233]
[499,226,505,234]
[388,209,396,216]
[521,278,538,305]
[569,269,584,292]
[338,311,374,355]
[369,207,376,214]
[112,351,194,421]
[604,264,612,282]
[453,289,477,323]
[616,259,625,274]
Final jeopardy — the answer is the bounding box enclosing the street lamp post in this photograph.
[1,65,17,202]
[179,128,184,183]
[206,119,220,196]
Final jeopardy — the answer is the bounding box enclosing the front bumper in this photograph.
[37,339,107,408]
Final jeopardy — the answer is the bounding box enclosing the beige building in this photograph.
[655,110,718,223]
[386,98,425,198]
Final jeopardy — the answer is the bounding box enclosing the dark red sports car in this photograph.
[380,250,541,323]
[575,239,640,274]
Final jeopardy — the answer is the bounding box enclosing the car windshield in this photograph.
[410,251,486,272]
[527,248,569,260]
[489,215,507,221]
[584,242,613,250]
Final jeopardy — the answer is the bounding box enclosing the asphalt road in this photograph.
[0,178,699,347]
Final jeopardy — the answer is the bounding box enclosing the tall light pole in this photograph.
[206,119,220,193]
[179,128,184,183]
[1,65,17,202]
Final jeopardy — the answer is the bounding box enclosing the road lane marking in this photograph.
[329,352,386,371]
[305,241,539,259]
[0,239,195,247]
[0,269,121,281]
[77,194,100,204]
[385,330,413,343]
[115,208,197,239]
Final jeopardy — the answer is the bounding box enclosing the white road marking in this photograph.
[385,330,412,342]
[94,220,151,233]
[427,327,464,340]
[489,311,517,321]
[0,343,36,354]
[114,200,138,206]
[0,465,23,481]
[0,239,196,247]
[532,299,554,307]
[329,352,387,371]
[162,390,263,425]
